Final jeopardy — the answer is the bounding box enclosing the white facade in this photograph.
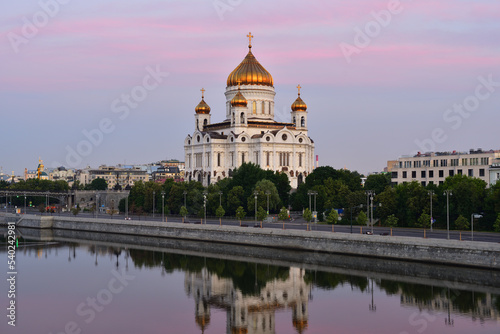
[184,39,315,189]
[390,149,500,186]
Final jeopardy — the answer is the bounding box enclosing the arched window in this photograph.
[262,101,265,114]
[232,112,235,124]
[217,153,221,167]
[203,119,208,127]
[298,174,303,185]
[301,116,305,127]
[241,112,245,123]
[293,116,296,125]
[252,101,256,114]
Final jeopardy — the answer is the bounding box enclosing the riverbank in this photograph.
[2,213,500,270]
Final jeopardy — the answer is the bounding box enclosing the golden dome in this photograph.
[231,86,248,107]
[227,33,273,87]
[291,84,307,111]
[195,88,211,114]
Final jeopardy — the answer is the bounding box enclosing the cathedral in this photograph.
[184,33,315,189]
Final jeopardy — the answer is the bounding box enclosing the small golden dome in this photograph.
[195,88,211,114]
[231,86,248,107]
[291,85,307,111]
[227,33,273,87]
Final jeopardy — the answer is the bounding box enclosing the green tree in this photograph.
[455,215,469,231]
[180,206,188,222]
[326,209,339,225]
[417,212,431,229]
[357,211,367,225]
[216,205,225,225]
[257,206,267,222]
[227,186,245,215]
[278,207,289,221]
[493,214,500,232]
[235,206,246,225]
[365,173,392,195]
[246,180,280,214]
[303,208,312,223]
[385,214,398,228]
[86,178,108,190]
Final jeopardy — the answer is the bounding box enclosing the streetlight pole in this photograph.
[307,191,312,212]
[370,193,375,234]
[444,190,452,240]
[152,190,155,219]
[471,213,482,241]
[203,192,207,225]
[365,190,374,228]
[313,191,317,224]
[96,193,99,219]
[125,195,128,220]
[218,191,222,207]
[161,191,165,222]
[428,190,434,232]
[24,193,26,214]
[254,190,259,225]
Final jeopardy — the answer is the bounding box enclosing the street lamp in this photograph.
[365,190,374,228]
[125,194,129,220]
[254,190,259,224]
[428,190,434,232]
[307,190,318,224]
[370,192,376,234]
[444,190,452,240]
[203,191,207,225]
[24,193,26,214]
[96,193,100,219]
[152,190,156,219]
[161,191,165,222]
[471,213,482,241]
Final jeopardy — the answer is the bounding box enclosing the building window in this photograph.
[412,171,416,178]
[429,170,434,178]
[439,170,444,178]
[392,172,398,179]
[262,101,265,114]
[479,169,485,177]
[449,170,454,177]
[255,152,259,165]
[433,160,439,167]
[421,181,426,186]
[451,159,459,166]
[266,152,270,166]
[423,160,430,167]
[241,152,245,164]
[457,169,462,175]
[470,158,478,166]
[301,116,305,127]
[252,101,256,114]
[299,153,302,167]
[481,157,489,165]
[230,152,234,166]
[439,181,444,185]
[440,159,448,167]
[402,171,407,179]
[217,153,221,167]
[414,161,421,168]
[462,158,468,166]
[421,171,426,178]
[468,169,473,177]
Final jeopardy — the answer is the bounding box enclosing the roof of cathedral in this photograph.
[231,86,248,107]
[195,88,211,114]
[291,85,307,111]
[227,34,274,87]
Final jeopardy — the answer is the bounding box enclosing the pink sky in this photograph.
[1,0,499,175]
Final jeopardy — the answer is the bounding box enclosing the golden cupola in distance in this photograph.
[227,33,274,87]
[291,84,307,111]
[231,85,248,107]
[195,88,211,114]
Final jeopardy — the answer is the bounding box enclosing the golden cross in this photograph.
[297,84,301,96]
[247,32,254,47]
[237,80,242,89]
[201,88,205,98]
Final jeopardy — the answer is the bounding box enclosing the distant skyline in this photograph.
[1,0,499,176]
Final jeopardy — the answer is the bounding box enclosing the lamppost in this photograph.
[370,192,376,234]
[444,190,452,240]
[24,193,26,214]
[161,191,165,222]
[125,195,129,220]
[471,213,482,241]
[365,190,374,228]
[428,190,434,232]
[152,190,156,219]
[218,191,222,207]
[307,190,318,224]
[254,190,259,224]
[46,191,49,215]
[96,193,100,219]
[203,191,207,225]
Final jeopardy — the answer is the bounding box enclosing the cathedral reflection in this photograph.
[184,266,310,334]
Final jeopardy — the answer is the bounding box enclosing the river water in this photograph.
[1,237,499,334]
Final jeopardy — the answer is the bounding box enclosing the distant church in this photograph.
[184,33,315,189]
